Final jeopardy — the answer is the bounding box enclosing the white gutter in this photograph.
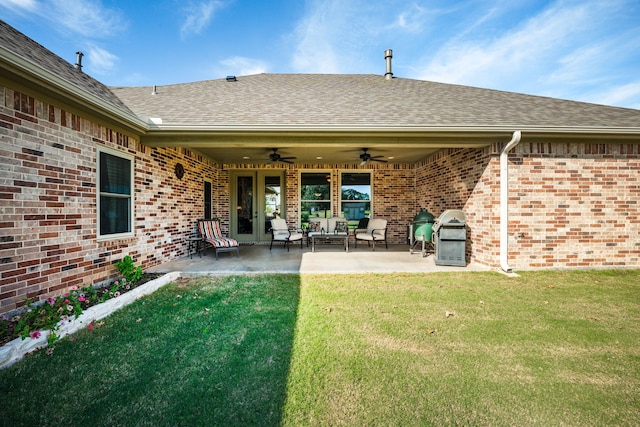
[500,131,522,273]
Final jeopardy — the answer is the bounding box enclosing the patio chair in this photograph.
[354,217,369,234]
[270,218,303,251]
[354,218,388,251]
[197,219,239,260]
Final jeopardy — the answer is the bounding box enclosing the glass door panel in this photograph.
[263,175,282,240]
[231,171,284,242]
[236,175,255,238]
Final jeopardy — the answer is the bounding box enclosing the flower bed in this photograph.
[0,272,179,369]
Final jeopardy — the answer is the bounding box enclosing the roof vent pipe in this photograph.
[500,130,522,274]
[74,51,83,71]
[384,49,393,80]
[151,85,157,95]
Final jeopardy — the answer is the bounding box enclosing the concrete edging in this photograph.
[0,272,180,370]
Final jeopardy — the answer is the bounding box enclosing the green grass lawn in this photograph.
[1,270,639,426]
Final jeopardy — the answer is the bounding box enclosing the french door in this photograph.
[230,171,285,243]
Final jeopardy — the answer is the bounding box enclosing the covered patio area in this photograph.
[148,244,492,275]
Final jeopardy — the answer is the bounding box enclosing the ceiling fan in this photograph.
[268,148,297,164]
[359,148,388,165]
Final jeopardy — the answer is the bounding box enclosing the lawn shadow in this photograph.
[0,274,301,427]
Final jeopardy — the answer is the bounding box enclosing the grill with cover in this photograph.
[432,210,466,266]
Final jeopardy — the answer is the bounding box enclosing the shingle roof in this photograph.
[2,19,638,132]
[110,73,640,129]
[0,20,133,114]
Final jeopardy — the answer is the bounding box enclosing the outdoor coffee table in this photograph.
[311,232,349,253]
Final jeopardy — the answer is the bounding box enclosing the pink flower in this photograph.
[88,323,93,331]
[30,331,41,339]
[64,299,70,303]
[66,304,73,312]
[70,286,78,290]
[114,291,120,298]
[46,297,55,306]
[78,296,86,302]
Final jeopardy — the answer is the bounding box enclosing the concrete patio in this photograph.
[148,242,492,276]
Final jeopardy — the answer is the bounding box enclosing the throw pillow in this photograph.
[308,221,321,232]
[335,221,348,232]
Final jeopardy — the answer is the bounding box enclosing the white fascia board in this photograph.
[145,123,640,136]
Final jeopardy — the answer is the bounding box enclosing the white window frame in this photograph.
[97,146,134,240]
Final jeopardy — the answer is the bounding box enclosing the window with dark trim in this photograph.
[340,172,371,228]
[97,148,133,238]
[204,181,212,219]
[300,172,331,227]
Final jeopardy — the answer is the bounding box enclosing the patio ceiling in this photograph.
[141,127,515,165]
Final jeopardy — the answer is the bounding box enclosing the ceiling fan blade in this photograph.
[280,159,294,164]
[359,148,388,164]
[279,156,297,160]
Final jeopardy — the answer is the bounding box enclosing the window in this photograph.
[204,181,212,219]
[97,147,133,238]
[341,172,371,228]
[300,172,331,227]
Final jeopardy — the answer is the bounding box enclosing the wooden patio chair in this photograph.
[197,219,239,259]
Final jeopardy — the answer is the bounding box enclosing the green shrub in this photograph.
[115,255,143,283]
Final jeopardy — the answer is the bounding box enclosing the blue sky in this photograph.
[2,0,639,109]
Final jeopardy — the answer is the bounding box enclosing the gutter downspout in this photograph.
[500,131,522,273]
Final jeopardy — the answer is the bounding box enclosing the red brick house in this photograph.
[1,21,639,314]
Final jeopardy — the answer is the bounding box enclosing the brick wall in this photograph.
[417,143,640,269]
[416,147,495,265]
[0,85,217,314]
[508,142,640,269]
[373,166,416,243]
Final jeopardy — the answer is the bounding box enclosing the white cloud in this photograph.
[180,1,225,38]
[288,0,405,73]
[85,44,118,75]
[408,0,640,109]
[0,0,126,38]
[1,0,38,12]
[417,1,594,87]
[287,1,451,74]
[219,56,268,76]
[589,82,640,110]
[290,1,343,73]
[387,3,428,33]
[51,0,126,38]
